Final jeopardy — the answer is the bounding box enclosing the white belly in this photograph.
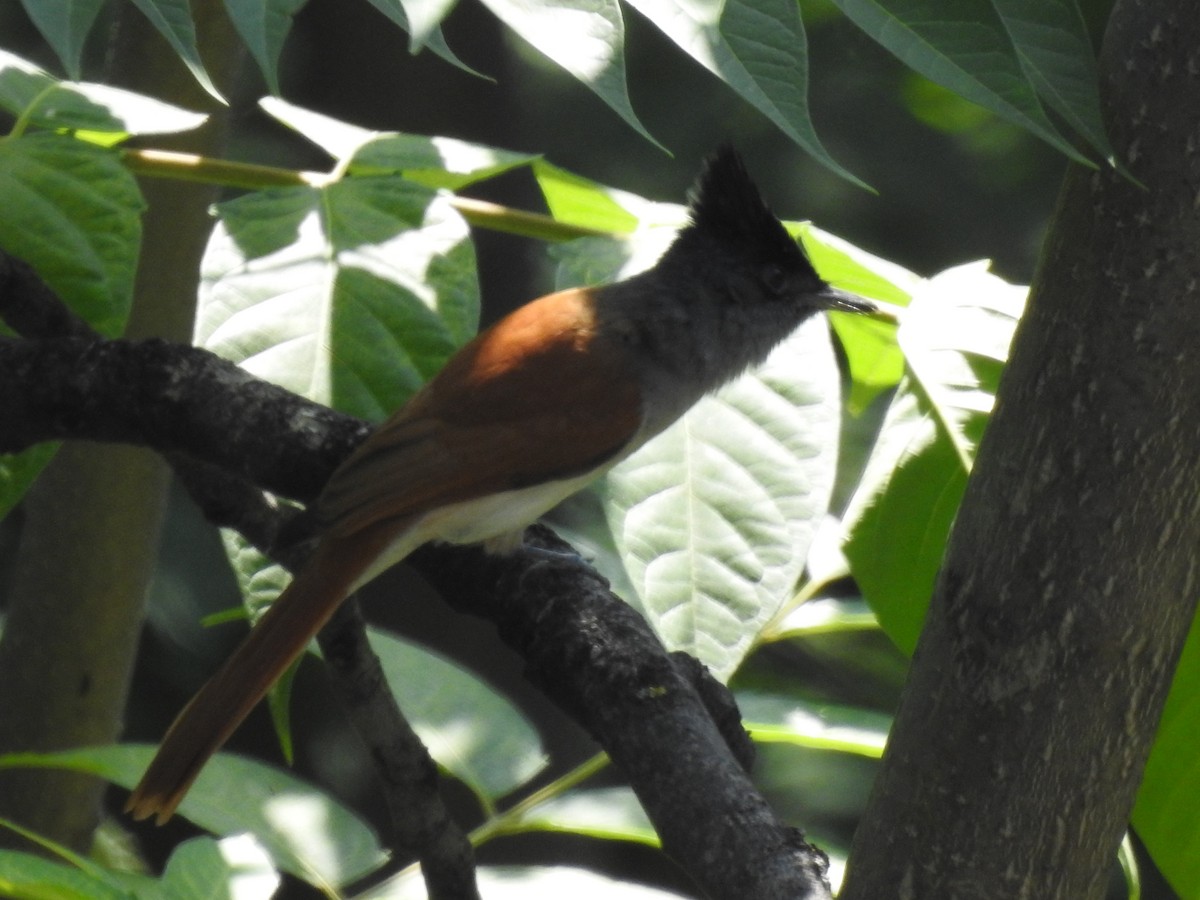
[349,469,605,590]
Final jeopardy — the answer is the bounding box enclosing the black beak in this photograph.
[814,284,876,315]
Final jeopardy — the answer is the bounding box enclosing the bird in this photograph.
[125,146,874,824]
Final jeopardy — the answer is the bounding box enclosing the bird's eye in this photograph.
[762,264,788,294]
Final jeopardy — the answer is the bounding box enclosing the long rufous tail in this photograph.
[125,522,403,824]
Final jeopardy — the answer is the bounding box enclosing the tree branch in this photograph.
[414,533,830,900]
[0,336,367,504]
[2,252,831,899]
[319,599,482,900]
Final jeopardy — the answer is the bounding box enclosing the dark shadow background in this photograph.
[0,0,1176,896]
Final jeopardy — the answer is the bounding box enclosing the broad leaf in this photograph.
[532,159,641,234]
[842,262,1025,653]
[475,0,663,149]
[627,0,862,184]
[368,628,547,803]
[520,787,657,845]
[0,445,58,525]
[224,0,307,95]
[18,0,105,80]
[0,134,143,336]
[261,97,535,189]
[259,96,376,160]
[737,691,889,758]
[158,835,281,899]
[196,176,478,419]
[602,316,843,681]
[0,746,387,888]
[350,135,535,190]
[0,50,207,138]
[127,0,225,101]
[797,224,918,412]
[1134,615,1200,899]
[374,0,459,51]
[992,0,1116,164]
[364,0,485,75]
[830,0,1092,166]
[0,849,127,900]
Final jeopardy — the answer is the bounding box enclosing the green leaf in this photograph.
[1134,614,1200,899]
[992,0,1116,164]
[350,135,535,190]
[520,787,657,845]
[626,0,864,185]
[263,98,536,188]
[475,0,664,150]
[217,528,315,767]
[372,0,458,50]
[797,223,917,412]
[258,96,377,160]
[220,530,292,621]
[737,691,889,758]
[362,865,694,899]
[0,50,207,138]
[158,835,280,899]
[368,628,547,803]
[363,0,485,76]
[18,0,105,81]
[0,813,136,900]
[0,445,58,524]
[126,0,226,102]
[601,315,843,682]
[0,745,387,888]
[765,597,881,641]
[549,210,686,293]
[196,176,478,419]
[531,159,640,234]
[224,0,307,95]
[0,849,126,900]
[829,0,1092,166]
[0,134,143,337]
[842,262,1025,653]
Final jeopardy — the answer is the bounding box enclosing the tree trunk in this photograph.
[0,2,241,851]
[841,0,1200,896]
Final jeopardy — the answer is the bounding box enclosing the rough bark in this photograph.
[414,533,829,900]
[841,1,1200,896]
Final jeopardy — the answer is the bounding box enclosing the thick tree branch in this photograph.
[319,599,482,900]
[0,336,367,504]
[414,533,829,900]
[0,254,95,340]
[3,252,830,898]
[842,2,1200,896]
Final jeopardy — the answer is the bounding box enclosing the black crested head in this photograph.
[614,146,872,400]
[657,146,874,316]
[682,145,816,278]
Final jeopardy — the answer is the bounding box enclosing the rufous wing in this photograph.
[128,286,644,823]
[318,286,645,537]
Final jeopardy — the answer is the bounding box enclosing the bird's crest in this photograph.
[684,145,817,276]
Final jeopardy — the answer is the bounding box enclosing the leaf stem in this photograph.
[120,148,611,242]
[121,148,328,189]
[469,752,611,845]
